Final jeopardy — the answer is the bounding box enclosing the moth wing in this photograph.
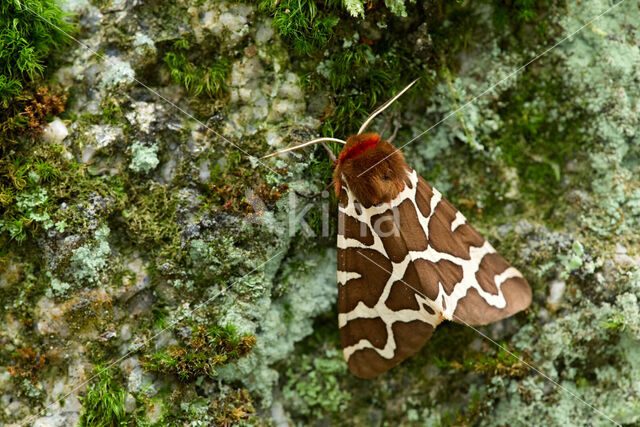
[336,170,531,379]
[412,174,532,326]
[337,185,441,379]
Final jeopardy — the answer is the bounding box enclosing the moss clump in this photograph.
[209,389,258,426]
[0,87,67,143]
[1,187,53,242]
[488,68,589,207]
[491,0,555,34]
[258,0,340,55]
[142,323,256,380]
[166,386,258,425]
[0,256,45,327]
[0,0,73,103]
[78,366,130,427]
[256,0,498,142]
[204,146,288,214]
[122,182,180,251]
[256,0,423,137]
[434,343,530,379]
[0,141,62,243]
[164,38,231,99]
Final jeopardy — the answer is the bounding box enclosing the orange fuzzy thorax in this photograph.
[337,134,380,165]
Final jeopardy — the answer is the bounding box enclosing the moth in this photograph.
[265,80,532,378]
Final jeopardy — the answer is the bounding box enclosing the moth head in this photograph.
[262,79,420,207]
[333,133,410,208]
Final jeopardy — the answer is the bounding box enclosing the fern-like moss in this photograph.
[259,0,340,55]
[164,38,231,98]
[0,0,74,103]
[78,366,129,427]
[142,323,256,381]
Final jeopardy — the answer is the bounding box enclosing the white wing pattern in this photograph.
[336,169,531,378]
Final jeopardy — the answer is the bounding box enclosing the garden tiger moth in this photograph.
[265,80,532,379]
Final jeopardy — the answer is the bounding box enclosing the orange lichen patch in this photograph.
[7,346,47,385]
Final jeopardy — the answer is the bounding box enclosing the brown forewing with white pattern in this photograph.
[335,133,531,379]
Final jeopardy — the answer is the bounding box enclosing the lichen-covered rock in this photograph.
[1,0,640,425]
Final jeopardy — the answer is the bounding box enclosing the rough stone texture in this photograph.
[1,0,639,425]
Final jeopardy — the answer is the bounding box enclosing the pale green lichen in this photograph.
[384,0,410,17]
[22,379,42,398]
[14,188,53,230]
[100,56,135,90]
[49,277,71,297]
[54,220,67,233]
[344,0,365,17]
[216,248,337,404]
[69,224,111,285]
[343,0,410,17]
[558,240,585,279]
[129,142,159,173]
[283,349,351,417]
[498,286,640,425]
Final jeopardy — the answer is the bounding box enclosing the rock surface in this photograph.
[1,0,639,425]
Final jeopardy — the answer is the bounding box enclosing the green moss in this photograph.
[0,187,53,243]
[258,0,340,55]
[164,38,231,99]
[142,323,256,381]
[488,69,589,207]
[491,0,555,34]
[0,91,69,243]
[78,366,130,427]
[122,182,180,255]
[434,342,530,379]
[186,236,258,291]
[0,0,74,103]
[6,346,46,396]
[255,0,503,143]
[307,41,428,138]
[164,387,257,426]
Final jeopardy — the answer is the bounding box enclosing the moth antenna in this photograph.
[262,137,346,159]
[358,78,420,135]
